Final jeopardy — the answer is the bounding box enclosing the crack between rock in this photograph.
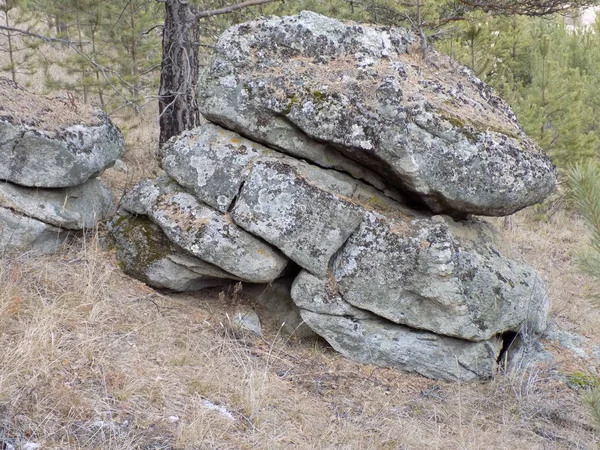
[327,217,363,274]
[227,179,246,214]
[206,112,414,209]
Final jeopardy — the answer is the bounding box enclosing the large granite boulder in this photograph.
[0,78,123,188]
[293,271,502,381]
[114,13,555,381]
[123,121,548,380]
[197,11,556,217]
[0,79,122,255]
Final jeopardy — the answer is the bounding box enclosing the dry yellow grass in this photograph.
[0,205,599,449]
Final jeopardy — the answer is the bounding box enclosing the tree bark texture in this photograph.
[158,0,200,146]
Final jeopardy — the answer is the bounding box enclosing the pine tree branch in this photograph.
[194,0,281,20]
[458,0,598,16]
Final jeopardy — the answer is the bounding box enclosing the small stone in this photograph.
[230,308,262,336]
[23,443,41,450]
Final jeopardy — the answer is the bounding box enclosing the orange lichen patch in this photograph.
[0,77,101,132]
[230,138,241,144]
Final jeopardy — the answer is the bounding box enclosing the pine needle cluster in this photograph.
[568,162,600,286]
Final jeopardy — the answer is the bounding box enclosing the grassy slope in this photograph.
[0,110,599,449]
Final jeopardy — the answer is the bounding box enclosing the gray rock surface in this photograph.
[231,307,262,336]
[232,159,365,277]
[0,206,70,254]
[121,176,288,283]
[198,11,556,216]
[0,78,124,188]
[292,271,502,381]
[161,123,406,214]
[161,123,277,213]
[333,213,549,341]
[110,212,236,291]
[0,178,115,230]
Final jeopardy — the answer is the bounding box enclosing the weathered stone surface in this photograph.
[0,206,70,254]
[198,11,556,216]
[0,178,115,230]
[121,176,288,283]
[333,213,549,341]
[161,122,405,215]
[292,271,502,381]
[161,123,277,213]
[0,79,124,188]
[110,212,236,291]
[231,159,364,277]
[218,146,547,341]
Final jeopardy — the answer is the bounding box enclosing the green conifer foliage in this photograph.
[0,0,38,84]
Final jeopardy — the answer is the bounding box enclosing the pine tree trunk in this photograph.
[158,0,200,146]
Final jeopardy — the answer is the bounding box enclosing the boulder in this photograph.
[198,11,556,216]
[0,78,123,188]
[333,212,549,341]
[0,178,115,230]
[161,123,549,342]
[292,271,502,382]
[120,176,288,283]
[160,123,406,214]
[110,212,236,291]
[232,159,365,278]
[0,206,70,255]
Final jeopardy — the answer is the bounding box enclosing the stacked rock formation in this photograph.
[0,79,123,254]
[114,12,557,381]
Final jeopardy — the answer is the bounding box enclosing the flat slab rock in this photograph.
[198,11,556,216]
[292,271,502,381]
[0,178,115,230]
[0,78,124,188]
[333,212,549,341]
[110,212,235,292]
[120,176,288,283]
[0,206,70,255]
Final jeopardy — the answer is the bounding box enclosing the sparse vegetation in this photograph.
[1,2,600,449]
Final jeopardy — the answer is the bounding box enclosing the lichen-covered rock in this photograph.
[232,159,365,277]
[164,127,547,341]
[198,11,556,216]
[0,78,124,187]
[292,271,502,381]
[0,206,70,254]
[110,212,236,291]
[161,123,277,213]
[0,178,115,230]
[121,176,288,283]
[161,122,405,214]
[333,213,549,341]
